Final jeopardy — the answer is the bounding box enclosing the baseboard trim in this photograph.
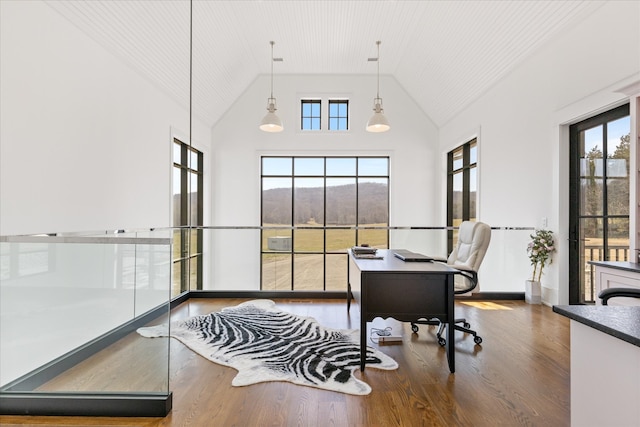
[0,392,172,417]
[187,290,348,299]
[462,292,525,300]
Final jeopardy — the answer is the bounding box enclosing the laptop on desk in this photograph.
[392,249,434,262]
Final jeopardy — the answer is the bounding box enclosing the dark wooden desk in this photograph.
[348,249,458,373]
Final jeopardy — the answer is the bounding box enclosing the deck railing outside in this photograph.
[582,245,630,303]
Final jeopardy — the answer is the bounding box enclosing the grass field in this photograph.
[260,224,388,290]
[261,223,388,252]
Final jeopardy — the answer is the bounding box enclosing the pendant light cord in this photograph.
[376,41,380,99]
[270,41,275,99]
[189,0,193,145]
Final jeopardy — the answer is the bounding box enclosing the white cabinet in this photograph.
[593,263,640,306]
[570,320,640,427]
[554,305,640,427]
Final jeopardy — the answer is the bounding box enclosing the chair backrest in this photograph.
[448,221,491,293]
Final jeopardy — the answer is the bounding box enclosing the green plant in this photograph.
[527,229,556,282]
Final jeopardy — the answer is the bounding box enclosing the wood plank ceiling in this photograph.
[45,0,605,128]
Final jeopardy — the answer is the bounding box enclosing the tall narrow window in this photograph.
[569,104,630,304]
[328,100,349,130]
[447,139,477,252]
[261,156,389,291]
[301,100,321,130]
[172,138,203,296]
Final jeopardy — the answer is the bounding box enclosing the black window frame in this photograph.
[569,103,630,304]
[301,99,322,130]
[328,99,349,131]
[172,138,203,293]
[447,139,477,253]
[260,156,390,291]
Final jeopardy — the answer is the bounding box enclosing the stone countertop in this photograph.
[587,260,640,273]
[553,305,640,347]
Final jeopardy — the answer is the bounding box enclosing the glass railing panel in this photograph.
[133,229,173,322]
[326,227,356,251]
[293,253,324,290]
[0,230,171,395]
[391,227,533,293]
[357,225,388,248]
[326,253,348,291]
[204,227,262,291]
[476,228,533,293]
[389,227,448,257]
[198,226,535,293]
[262,252,293,291]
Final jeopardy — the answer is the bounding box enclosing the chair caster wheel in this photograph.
[411,324,419,333]
[438,337,446,346]
[474,336,483,344]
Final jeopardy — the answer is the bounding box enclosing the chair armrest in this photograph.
[432,256,448,263]
[598,287,640,305]
[452,264,475,273]
[450,265,478,294]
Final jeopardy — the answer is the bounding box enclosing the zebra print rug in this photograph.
[137,299,397,395]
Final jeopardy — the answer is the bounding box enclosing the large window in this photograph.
[570,104,630,304]
[172,139,203,295]
[447,139,477,253]
[261,156,389,291]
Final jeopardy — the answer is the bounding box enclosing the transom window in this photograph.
[301,100,321,130]
[328,100,349,130]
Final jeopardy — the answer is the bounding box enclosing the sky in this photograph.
[583,115,630,156]
[261,157,389,190]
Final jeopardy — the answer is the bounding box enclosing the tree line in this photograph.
[262,182,389,225]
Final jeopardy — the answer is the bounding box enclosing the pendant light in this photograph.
[366,41,390,133]
[259,41,283,132]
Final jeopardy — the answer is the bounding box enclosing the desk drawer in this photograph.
[362,272,450,319]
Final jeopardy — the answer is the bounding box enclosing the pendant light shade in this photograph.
[366,41,390,133]
[260,41,283,132]
[260,98,283,132]
[366,98,390,132]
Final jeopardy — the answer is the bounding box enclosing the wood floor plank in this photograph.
[0,298,570,426]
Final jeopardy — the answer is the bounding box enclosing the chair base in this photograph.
[411,318,483,345]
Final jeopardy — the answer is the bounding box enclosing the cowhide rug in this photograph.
[137,299,397,395]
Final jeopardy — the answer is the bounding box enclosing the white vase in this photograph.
[525,280,541,304]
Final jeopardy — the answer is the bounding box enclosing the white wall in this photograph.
[0,1,208,384]
[208,74,439,289]
[3,1,638,300]
[0,1,210,236]
[439,1,640,304]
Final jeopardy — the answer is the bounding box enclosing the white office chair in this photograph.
[411,221,491,345]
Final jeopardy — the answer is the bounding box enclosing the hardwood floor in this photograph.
[0,298,570,426]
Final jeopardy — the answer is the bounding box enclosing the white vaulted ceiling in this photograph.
[45,0,605,128]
